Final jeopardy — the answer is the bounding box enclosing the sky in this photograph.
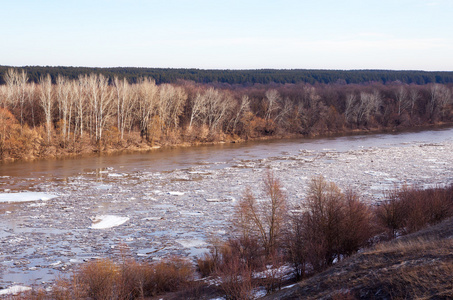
[2,0,453,70]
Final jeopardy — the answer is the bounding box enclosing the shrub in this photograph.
[286,177,374,274]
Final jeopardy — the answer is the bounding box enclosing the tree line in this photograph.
[2,66,453,85]
[0,68,452,161]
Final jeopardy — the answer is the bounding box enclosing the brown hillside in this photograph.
[264,217,453,299]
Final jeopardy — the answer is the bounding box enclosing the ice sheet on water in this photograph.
[0,192,58,203]
[95,184,112,190]
[108,173,125,177]
[0,285,32,295]
[89,215,130,229]
[168,191,184,196]
[176,239,206,248]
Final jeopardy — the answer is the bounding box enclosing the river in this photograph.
[0,127,452,290]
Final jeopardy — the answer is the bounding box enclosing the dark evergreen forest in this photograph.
[1,66,453,85]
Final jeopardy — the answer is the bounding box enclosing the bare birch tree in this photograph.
[395,85,409,116]
[189,90,208,129]
[264,89,281,121]
[428,84,452,120]
[39,74,54,143]
[231,95,250,134]
[136,77,158,141]
[113,76,135,140]
[75,75,88,139]
[87,74,113,143]
[158,84,187,135]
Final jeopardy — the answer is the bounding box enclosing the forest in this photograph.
[0,67,452,162]
[2,66,453,85]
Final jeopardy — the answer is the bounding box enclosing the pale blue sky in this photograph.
[2,0,452,70]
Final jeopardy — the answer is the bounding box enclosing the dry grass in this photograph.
[263,217,453,300]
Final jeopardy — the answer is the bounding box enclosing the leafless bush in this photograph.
[234,171,288,258]
[215,252,254,300]
[286,177,374,274]
[375,184,453,237]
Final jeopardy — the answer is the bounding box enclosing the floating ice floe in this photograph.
[0,285,32,295]
[179,211,203,216]
[89,215,130,229]
[108,173,125,177]
[176,239,206,248]
[0,192,58,203]
[168,191,184,196]
[95,184,112,190]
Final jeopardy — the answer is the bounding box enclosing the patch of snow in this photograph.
[0,285,32,295]
[89,215,130,229]
[0,192,58,203]
[282,283,298,289]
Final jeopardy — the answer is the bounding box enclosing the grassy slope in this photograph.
[265,218,453,300]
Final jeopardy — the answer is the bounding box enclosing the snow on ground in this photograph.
[0,192,57,203]
[89,215,130,229]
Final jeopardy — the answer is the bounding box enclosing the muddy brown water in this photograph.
[2,127,452,189]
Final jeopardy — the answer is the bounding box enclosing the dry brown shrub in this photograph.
[287,177,374,274]
[215,253,254,300]
[151,257,194,295]
[376,184,453,237]
[75,259,119,300]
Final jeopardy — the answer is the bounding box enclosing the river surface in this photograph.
[0,127,452,290]
[1,127,453,189]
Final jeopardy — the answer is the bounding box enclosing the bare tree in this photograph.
[428,84,452,120]
[39,74,54,143]
[75,75,88,139]
[264,89,281,121]
[87,74,113,143]
[136,77,158,141]
[113,76,135,140]
[188,90,208,129]
[345,93,357,124]
[408,87,420,117]
[158,84,187,135]
[4,69,28,126]
[231,95,250,134]
[56,75,72,145]
[26,82,37,128]
[394,85,409,116]
[188,87,234,132]
[235,171,287,256]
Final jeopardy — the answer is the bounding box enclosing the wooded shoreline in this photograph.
[1,68,452,163]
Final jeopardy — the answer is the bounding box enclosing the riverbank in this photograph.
[2,122,452,165]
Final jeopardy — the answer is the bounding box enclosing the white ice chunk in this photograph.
[0,192,57,203]
[176,239,206,248]
[95,184,112,190]
[168,191,184,196]
[89,215,129,229]
[0,285,32,295]
[108,173,125,177]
